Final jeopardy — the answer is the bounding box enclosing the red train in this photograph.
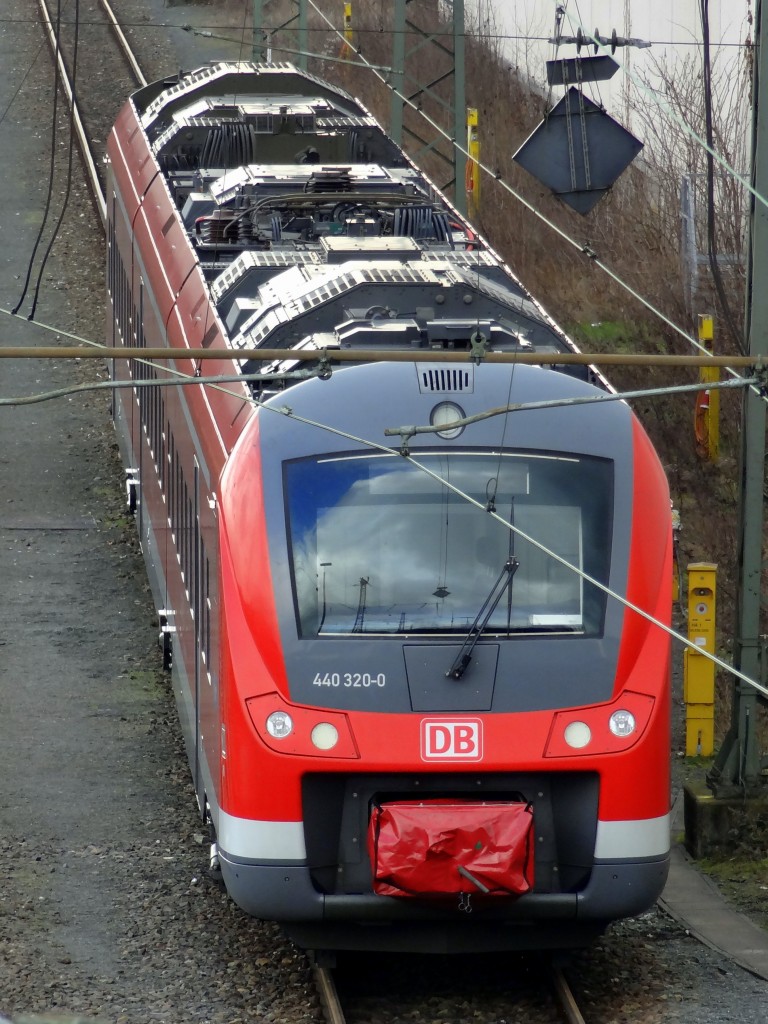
[106,62,672,953]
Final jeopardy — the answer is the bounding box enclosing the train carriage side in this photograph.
[106,94,256,820]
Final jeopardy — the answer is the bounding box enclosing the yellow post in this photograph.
[466,107,480,218]
[695,314,719,462]
[340,3,353,58]
[683,562,717,756]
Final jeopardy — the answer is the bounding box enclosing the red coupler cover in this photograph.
[368,800,534,897]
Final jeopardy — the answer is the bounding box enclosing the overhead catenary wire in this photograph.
[0,293,757,693]
[0,362,758,409]
[561,12,761,220]
[6,15,763,702]
[3,301,765,372]
[9,2,759,396]
[257,398,768,704]
[302,0,761,398]
[2,353,761,696]
[0,15,749,49]
[383,374,760,443]
[2,351,762,699]
[11,346,727,693]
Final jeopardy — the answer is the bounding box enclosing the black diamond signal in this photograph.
[513,87,643,215]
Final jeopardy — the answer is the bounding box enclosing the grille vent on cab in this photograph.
[417,365,474,394]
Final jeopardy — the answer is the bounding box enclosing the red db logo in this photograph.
[420,719,483,761]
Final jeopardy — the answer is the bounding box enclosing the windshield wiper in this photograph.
[445,557,520,680]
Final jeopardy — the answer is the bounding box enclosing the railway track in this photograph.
[314,953,589,1024]
[34,0,147,223]
[19,5,766,1024]
[314,965,345,1024]
[551,963,588,1024]
[24,11,595,1024]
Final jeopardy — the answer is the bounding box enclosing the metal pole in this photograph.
[390,0,406,146]
[253,0,265,62]
[389,1,466,209]
[709,0,767,793]
[297,0,308,71]
[453,0,467,214]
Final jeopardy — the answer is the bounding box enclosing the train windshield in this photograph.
[285,450,612,637]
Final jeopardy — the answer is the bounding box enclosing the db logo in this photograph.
[420,719,483,761]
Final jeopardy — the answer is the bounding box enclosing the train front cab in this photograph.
[213,365,673,953]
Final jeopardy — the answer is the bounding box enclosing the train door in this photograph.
[135,281,145,542]
[108,198,140,506]
[194,461,219,819]
[107,194,117,404]
[192,458,202,806]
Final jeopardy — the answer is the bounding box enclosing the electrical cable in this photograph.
[235,0,252,74]
[382,374,758,441]
[562,12,762,219]
[1,350,763,692]
[3,304,762,370]
[6,11,762,698]
[12,0,63,317]
[27,0,81,322]
[570,0,606,110]
[256,396,768,702]
[304,0,759,397]
[0,15,753,48]
[1,313,761,697]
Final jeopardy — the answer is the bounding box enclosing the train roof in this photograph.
[122,62,595,390]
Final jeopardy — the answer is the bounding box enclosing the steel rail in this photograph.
[0,345,765,368]
[97,0,147,88]
[35,0,147,227]
[35,0,107,224]
[313,966,346,1024]
[551,965,587,1024]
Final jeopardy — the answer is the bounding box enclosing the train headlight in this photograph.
[563,721,591,749]
[430,401,465,439]
[545,693,653,758]
[311,722,339,750]
[247,693,359,758]
[609,710,636,737]
[266,711,293,738]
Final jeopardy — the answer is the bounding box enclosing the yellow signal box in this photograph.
[695,315,719,463]
[466,108,480,218]
[683,563,717,756]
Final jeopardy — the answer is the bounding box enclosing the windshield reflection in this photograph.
[285,451,611,637]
